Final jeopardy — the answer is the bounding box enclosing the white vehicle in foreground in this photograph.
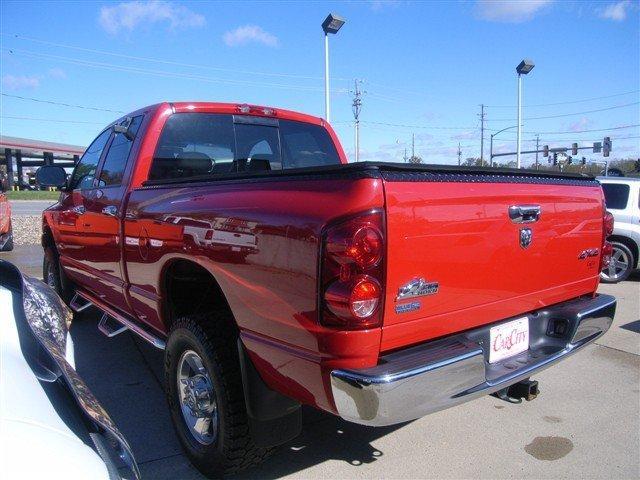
[598,177,640,283]
[0,260,140,480]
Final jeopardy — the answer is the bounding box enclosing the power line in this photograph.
[522,124,640,135]
[1,93,125,113]
[6,48,350,94]
[359,120,478,130]
[485,90,639,108]
[353,120,639,135]
[3,32,351,82]
[486,101,639,121]
[1,115,104,125]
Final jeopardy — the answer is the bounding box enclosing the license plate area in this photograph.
[489,317,530,364]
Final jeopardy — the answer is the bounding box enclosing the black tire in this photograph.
[165,313,272,477]
[0,222,13,251]
[43,247,74,302]
[600,241,634,283]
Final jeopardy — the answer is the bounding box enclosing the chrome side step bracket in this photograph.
[98,313,128,338]
[70,290,166,350]
[69,293,93,313]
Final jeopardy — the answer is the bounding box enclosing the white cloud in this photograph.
[476,0,554,23]
[451,130,478,141]
[2,75,40,90]
[48,68,67,79]
[567,116,593,132]
[223,25,279,47]
[370,0,402,12]
[600,1,633,21]
[99,0,205,35]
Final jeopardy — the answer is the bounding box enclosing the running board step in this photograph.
[98,313,128,338]
[69,293,93,313]
[71,290,166,350]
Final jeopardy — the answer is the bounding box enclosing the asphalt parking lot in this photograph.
[2,241,639,479]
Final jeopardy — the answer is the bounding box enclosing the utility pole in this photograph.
[403,148,408,163]
[351,79,363,162]
[535,134,540,170]
[457,142,462,166]
[412,133,415,159]
[479,104,486,165]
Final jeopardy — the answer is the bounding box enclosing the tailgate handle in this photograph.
[509,205,541,223]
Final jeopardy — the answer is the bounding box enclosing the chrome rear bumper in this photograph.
[330,294,616,426]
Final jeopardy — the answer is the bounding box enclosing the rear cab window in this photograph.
[602,183,630,210]
[149,113,340,182]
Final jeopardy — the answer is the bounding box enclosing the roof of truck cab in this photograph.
[163,102,326,126]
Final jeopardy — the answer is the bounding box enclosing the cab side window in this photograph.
[69,129,111,190]
[99,116,143,187]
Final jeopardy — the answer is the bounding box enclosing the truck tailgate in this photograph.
[382,174,604,351]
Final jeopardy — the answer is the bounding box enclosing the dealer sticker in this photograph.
[489,317,529,364]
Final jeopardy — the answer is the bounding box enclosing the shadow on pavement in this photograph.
[0,244,43,278]
[70,310,405,479]
[620,320,640,334]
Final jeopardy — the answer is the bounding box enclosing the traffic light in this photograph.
[567,156,573,165]
[603,137,612,157]
[543,145,549,157]
[572,143,578,155]
[552,153,557,166]
[581,157,586,165]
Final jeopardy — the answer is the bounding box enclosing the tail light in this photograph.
[600,211,614,271]
[320,210,385,329]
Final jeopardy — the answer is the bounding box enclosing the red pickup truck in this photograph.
[37,102,616,477]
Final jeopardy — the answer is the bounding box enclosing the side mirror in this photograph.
[35,165,67,188]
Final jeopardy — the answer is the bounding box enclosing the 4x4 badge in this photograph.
[520,228,533,249]
[396,278,439,301]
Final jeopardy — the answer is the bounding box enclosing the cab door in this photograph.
[80,116,143,316]
[56,129,112,286]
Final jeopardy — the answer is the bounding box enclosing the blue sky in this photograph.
[1,0,638,166]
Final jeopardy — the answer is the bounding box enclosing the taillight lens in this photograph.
[603,211,614,237]
[600,211,614,273]
[320,211,385,329]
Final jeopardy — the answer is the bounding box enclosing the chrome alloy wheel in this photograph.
[177,350,218,445]
[601,245,631,282]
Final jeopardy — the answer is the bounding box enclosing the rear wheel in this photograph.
[165,313,272,477]
[600,241,634,283]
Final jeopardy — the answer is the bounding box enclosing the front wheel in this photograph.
[164,313,271,477]
[43,248,74,302]
[600,241,634,283]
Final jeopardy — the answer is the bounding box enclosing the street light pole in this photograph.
[321,13,345,123]
[516,73,522,168]
[324,33,330,121]
[515,59,535,169]
[489,124,518,167]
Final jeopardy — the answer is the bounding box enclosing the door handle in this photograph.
[71,205,86,215]
[509,205,541,223]
[102,205,118,217]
